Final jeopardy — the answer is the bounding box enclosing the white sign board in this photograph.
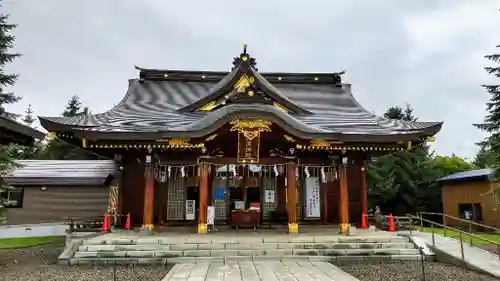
[305,177,321,218]
[185,200,195,220]
[265,190,275,203]
[207,206,215,226]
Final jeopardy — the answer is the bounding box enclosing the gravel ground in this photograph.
[0,241,171,281]
[339,260,498,281]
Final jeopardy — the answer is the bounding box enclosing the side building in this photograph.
[38,46,443,233]
[438,168,499,228]
[4,160,118,225]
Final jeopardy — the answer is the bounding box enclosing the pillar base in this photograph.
[288,223,299,234]
[197,223,208,234]
[339,223,350,234]
[141,224,154,234]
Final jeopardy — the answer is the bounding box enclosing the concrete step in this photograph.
[78,242,415,252]
[81,236,410,246]
[73,248,421,259]
[66,254,425,265]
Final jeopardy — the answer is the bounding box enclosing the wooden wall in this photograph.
[7,186,108,225]
[120,160,145,225]
[442,180,500,228]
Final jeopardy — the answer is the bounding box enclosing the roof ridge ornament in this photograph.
[232,44,258,71]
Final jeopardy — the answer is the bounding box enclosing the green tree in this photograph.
[22,104,35,126]
[37,96,96,160]
[475,44,500,198]
[0,145,19,223]
[0,6,22,223]
[472,143,495,168]
[383,103,417,121]
[0,9,21,119]
[367,104,436,213]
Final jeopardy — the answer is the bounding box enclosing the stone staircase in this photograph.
[61,235,426,265]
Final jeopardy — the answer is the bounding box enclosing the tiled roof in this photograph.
[437,168,492,182]
[0,116,45,141]
[4,160,119,186]
[38,50,442,139]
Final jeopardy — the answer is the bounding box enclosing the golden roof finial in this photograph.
[243,44,247,54]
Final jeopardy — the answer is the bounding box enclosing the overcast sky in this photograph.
[2,0,499,160]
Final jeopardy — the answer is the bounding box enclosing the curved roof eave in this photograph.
[71,105,430,142]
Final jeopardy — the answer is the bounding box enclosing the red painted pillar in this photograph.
[198,163,209,233]
[286,162,298,233]
[142,155,154,232]
[360,166,368,217]
[339,158,349,234]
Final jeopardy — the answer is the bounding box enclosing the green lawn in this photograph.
[0,236,64,249]
[416,226,500,245]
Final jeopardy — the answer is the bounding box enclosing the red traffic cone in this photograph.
[388,213,395,232]
[102,215,109,232]
[361,213,368,229]
[125,213,131,230]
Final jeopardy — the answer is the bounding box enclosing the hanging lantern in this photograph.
[304,166,310,178]
[180,166,186,178]
[167,166,172,178]
[320,167,327,183]
[273,165,279,177]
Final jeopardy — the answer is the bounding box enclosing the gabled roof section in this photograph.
[437,168,492,183]
[172,46,312,115]
[0,115,45,145]
[4,160,119,186]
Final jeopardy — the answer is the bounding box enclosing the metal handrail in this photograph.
[406,213,500,260]
[418,211,500,233]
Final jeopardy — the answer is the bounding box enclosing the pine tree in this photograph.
[22,104,35,126]
[0,7,21,223]
[38,96,98,160]
[367,104,435,213]
[475,46,500,195]
[62,95,82,117]
[0,10,21,118]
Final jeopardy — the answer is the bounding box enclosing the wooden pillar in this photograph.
[198,163,209,234]
[339,158,350,234]
[322,182,329,223]
[286,162,298,233]
[142,154,154,232]
[360,166,368,217]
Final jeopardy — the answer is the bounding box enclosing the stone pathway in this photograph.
[162,262,359,281]
[416,231,500,278]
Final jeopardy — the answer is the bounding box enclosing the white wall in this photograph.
[0,222,68,239]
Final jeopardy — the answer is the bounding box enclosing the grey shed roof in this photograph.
[437,168,492,183]
[3,160,119,186]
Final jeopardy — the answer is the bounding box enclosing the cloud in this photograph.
[2,0,499,159]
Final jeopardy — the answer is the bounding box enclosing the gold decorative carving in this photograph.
[273,102,290,113]
[284,135,296,143]
[205,134,218,141]
[234,74,255,93]
[198,100,216,111]
[310,140,331,148]
[230,119,272,140]
[425,136,435,142]
[168,139,191,147]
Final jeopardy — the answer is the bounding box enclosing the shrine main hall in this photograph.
[39,46,442,234]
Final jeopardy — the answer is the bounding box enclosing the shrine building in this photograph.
[38,46,442,234]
